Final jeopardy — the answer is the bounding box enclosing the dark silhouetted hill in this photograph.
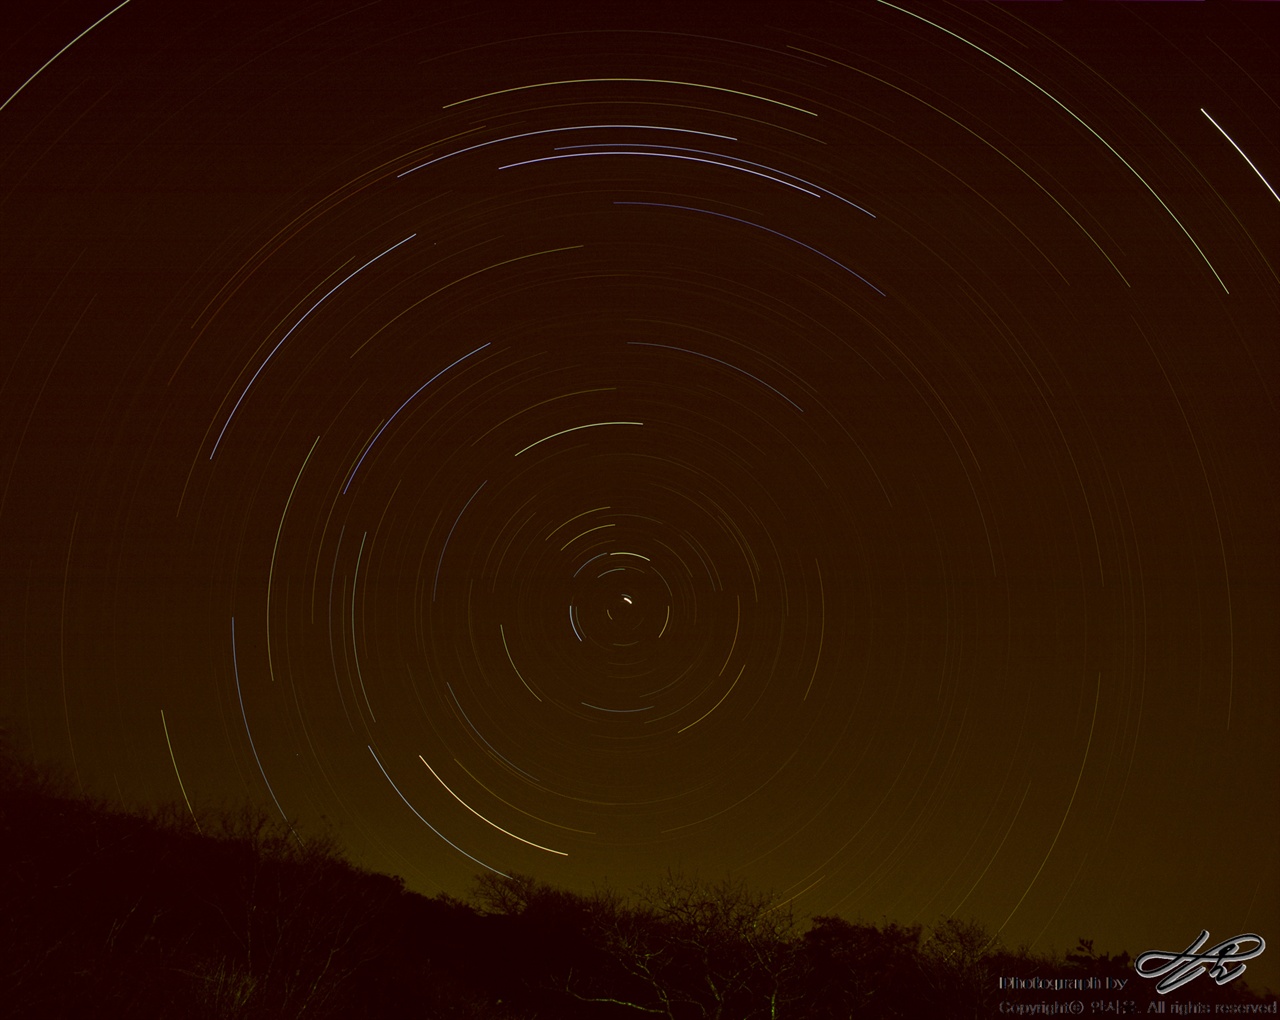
[2,738,1273,1018]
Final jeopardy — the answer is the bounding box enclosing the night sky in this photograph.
[2,0,1276,993]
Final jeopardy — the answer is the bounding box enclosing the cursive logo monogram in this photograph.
[1134,930,1265,994]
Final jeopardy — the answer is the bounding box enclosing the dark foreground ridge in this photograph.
[2,742,1273,1018]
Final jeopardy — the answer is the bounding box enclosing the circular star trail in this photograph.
[2,0,1275,986]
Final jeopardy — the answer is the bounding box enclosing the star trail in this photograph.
[1,0,1275,994]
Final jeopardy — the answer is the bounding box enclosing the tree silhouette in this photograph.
[5,732,1275,1018]
[1064,935,1131,975]
[802,914,922,1018]
[917,916,1002,1019]
[568,869,808,1020]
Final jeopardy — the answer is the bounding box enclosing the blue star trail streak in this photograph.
[615,202,886,296]
[344,342,491,492]
[211,234,416,458]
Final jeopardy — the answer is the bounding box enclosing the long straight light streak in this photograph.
[350,530,376,720]
[617,202,886,296]
[231,617,296,838]
[211,234,416,458]
[267,435,319,684]
[499,624,541,701]
[679,663,746,733]
[418,755,567,855]
[572,549,651,578]
[447,683,539,782]
[877,1,1229,293]
[1202,108,1280,205]
[1135,320,1235,728]
[719,597,741,677]
[788,43,1120,287]
[161,709,200,832]
[1,0,134,113]
[351,247,584,362]
[545,505,612,543]
[997,673,1101,942]
[572,551,610,578]
[442,78,817,117]
[803,560,825,700]
[559,523,615,551]
[628,341,804,412]
[453,758,597,835]
[368,746,507,876]
[327,526,349,717]
[953,779,1031,918]
[501,150,822,198]
[558,143,876,216]
[344,342,490,492]
[60,514,84,797]
[513,421,642,457]
[433,480,487,601]
[397,124,737,177]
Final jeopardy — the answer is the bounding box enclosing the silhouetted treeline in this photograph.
[2,739,1274,1018]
